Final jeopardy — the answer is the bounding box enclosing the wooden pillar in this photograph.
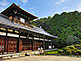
[32,34,34,51]
[48,40,50,46]
[51,40,53,49]
[12,14,15,22]
[43,35,45,50]
[47,41,49,49]
[5,29,8,53]
[39,35,41,48]
[48,40,50,49]
[17,32,20,53]
[39,41,40,48]
[25,18,28,24]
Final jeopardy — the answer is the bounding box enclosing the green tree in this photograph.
[30,11,81,48]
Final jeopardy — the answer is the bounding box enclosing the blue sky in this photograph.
[0,0,81,18]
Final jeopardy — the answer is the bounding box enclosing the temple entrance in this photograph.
[8,38,17,53]
[0,36,23,53]
[22,39,32,52]
[0,37,5,54]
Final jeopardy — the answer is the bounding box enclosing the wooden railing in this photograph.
[13,19,33,28]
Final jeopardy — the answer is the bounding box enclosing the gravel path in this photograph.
[4,56,81,61]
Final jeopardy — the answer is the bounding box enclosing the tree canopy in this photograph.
[30,11,81,48]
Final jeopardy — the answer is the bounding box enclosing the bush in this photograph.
[78,47,81,50]
[65,50,72,55]
[69,45,75,49]
[76,50,81,55]
[63,46,70,50]
[78,44,81,47]
[57,44,81,55]
[74,44,80,48]
[77,44,81,49]
[46,50,58,55]
[58,49,63,53]
[71,49,77,55]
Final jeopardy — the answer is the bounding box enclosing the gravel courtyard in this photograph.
[4,56,81,61]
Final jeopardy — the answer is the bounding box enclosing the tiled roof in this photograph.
[0,14,58,38]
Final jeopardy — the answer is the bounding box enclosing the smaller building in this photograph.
[0,3,58,53]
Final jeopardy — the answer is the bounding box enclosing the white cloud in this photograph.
[30,7,34,10]
[0,0,9,6]
[0,0,9,12]
[20,0,28,4]
[54,6,77,14]
[55,0,65,4]
[0,7,4,12]
[30,7,35,13]
[31,11,35,13]
[63,6,68,10]
[55,9,76,15]
[78,3,81,11]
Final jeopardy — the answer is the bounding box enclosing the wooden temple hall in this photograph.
[0,3,58,53]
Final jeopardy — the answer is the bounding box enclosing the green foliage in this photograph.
[65,50,72,55]
[46,50,58,55]
[58,49,63,53]
[63,46,70,50]
[46,44,81,55]
[69,45,75,49]
[59,44,81,55]
[74,44,81,49]
[76,50,81,55]
[30,11,81,48]
[66,35,79,46]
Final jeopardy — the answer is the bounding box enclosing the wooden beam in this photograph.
[43,35,45,50]
[5,29,8,53]
[39,35,41,48]
[17,31,20,53]
[31,34,34,51]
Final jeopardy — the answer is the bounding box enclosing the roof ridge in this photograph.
[0,13,9,19]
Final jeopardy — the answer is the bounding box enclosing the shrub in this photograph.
[46,50,58,55]
[69,45,75,49]
[71,49,77,55]
[63,46,70,50]
[74,44,79,48]
[78,44,81,47]
[65,50,72,55]
[58,49,63,53]
[58,44,81,55]
[77,44,81,49]
[76,50,81,55]
[78,47,81,50]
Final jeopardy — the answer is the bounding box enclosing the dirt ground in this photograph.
[4,56,81,61]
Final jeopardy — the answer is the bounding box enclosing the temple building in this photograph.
[0,3,58,53]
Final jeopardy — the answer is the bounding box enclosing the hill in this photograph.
[30,11,81,48]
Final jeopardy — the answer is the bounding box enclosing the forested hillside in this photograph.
[30,11,81,48]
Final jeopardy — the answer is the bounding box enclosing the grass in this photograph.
[46,50,58,55]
